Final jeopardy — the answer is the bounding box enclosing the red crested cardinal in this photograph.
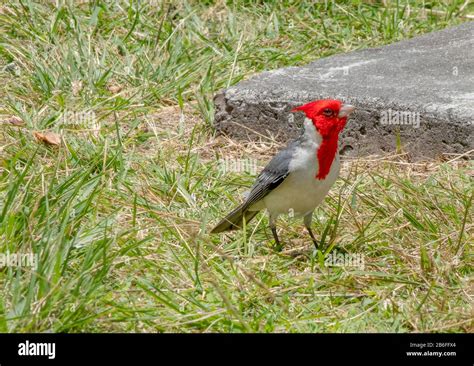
[211,99,355,250]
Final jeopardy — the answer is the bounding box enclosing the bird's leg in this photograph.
[304,212,319,250]
[269,215,282,251]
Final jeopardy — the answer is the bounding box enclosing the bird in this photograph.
[211,99,355,250]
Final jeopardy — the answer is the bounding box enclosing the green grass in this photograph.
[0,0,472,332]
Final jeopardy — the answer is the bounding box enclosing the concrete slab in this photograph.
[214,22,474,159]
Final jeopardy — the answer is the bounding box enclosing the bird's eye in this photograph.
[323,108,333,117]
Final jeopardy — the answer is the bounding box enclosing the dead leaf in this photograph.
[3,62,20,76]
[33,131,62,146]
[6,116,24,126]
[0,6,14,15]
[107,83,123,94]
[71,80,83,96]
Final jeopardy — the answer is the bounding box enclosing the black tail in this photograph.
[210,204,259,233]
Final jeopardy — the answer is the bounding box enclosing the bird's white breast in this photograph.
[259,118,341,217]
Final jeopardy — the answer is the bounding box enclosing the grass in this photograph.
[0,0,472,332]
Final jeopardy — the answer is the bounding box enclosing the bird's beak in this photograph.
[338,104,355,118]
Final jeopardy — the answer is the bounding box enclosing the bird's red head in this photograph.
[291,99,354,139]
[292,99,355,180]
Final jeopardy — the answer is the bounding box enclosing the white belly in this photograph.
[248,118,341,217]
[255,151,340,217]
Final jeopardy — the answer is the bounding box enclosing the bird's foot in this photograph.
[274,242,283,252]
[271,227,282,252]
[306,226,319,251]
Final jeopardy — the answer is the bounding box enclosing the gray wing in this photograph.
[242,139,299,210]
